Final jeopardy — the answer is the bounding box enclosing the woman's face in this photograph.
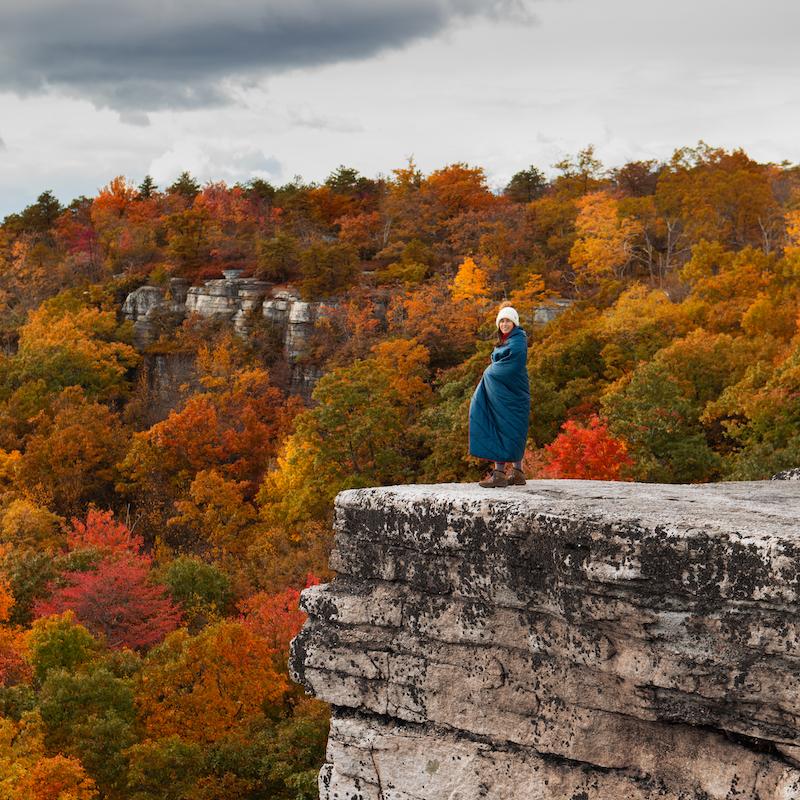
[498,318,515,335]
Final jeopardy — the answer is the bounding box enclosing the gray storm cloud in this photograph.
[0,0,536,111]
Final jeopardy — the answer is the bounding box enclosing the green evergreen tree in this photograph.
[256,231,301,282]
[19,190,63,233]
[167,171,201,199]
[504,166,547,202]
[299,241,360,299]
[138,175,158,199]
[325,165,363,194]
[245,177,276,203]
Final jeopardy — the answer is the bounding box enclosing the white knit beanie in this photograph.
[495,306,520,328]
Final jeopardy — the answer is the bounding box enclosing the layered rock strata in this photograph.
[291,480,800,799]
[185,277,271,334]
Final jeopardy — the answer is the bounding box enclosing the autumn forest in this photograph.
[1,142,800,798]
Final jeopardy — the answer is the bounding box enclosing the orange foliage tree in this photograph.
[17,387,127,516]
[136,621,289,744]
[119,339,301,539]
[309,291,382,367]
[387,278,482,369]
[655,144,780,250]
[122,347,299,498]
[424,163,499,218]
[66,508,144,556]
[90,176,157,274]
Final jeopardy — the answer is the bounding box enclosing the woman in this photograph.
[469,306,531,488]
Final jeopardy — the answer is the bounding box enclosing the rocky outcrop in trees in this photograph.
[292,480,800,799]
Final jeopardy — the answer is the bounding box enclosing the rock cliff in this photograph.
[122,276,327,397]
[291,480,800,799]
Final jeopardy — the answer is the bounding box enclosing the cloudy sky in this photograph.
[1,0,798,217]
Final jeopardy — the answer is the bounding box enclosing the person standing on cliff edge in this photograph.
[468,305,531,488]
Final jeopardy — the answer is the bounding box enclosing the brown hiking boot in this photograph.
[509,467,527,486]
[479,469,508,488]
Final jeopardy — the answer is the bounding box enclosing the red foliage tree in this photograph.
[35,557,181,650]
[239,574,319,669]
[67,508,145,560]
[541,415,633,480]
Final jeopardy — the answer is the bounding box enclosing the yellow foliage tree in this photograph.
[259,339,432,527]
[168,469,261,558]
[450,256,489,303]
[570,191,642,285]
[679,242,774,333]
[0,497,64,551]
[0,449,21,493]
[9,305,138,405]
[597,284,692,379]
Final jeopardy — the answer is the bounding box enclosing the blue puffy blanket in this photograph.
[469,326,531,462]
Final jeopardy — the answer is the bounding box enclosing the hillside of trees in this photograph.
[1,142,799,798]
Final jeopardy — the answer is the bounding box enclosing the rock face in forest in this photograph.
[122,275,572,401]
[122,276,327,397]
[290,480,800,800]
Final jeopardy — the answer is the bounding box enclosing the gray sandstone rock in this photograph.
[121,285,180,347]
[774,468,800,481]
[122,284,165,319]
[262,289,330,395]
[291,480,800,800]
[532,298,573,325]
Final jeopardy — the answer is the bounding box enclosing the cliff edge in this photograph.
[291,480,800,799]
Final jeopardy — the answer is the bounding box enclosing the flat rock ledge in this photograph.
[290,480,800,800]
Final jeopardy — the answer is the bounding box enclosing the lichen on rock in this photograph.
[773,468,800,481]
